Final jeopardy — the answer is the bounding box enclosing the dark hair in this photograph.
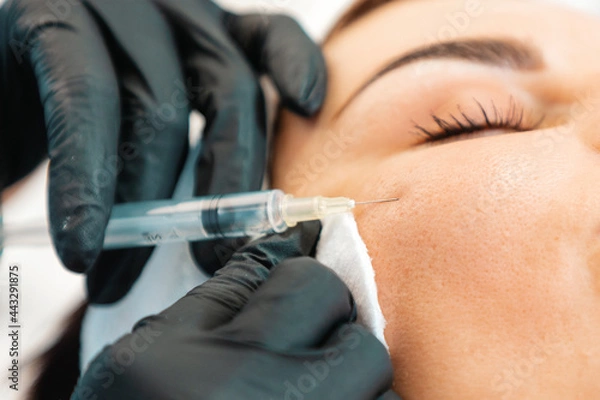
[28,301,87,400]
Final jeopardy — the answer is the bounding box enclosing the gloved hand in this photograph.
[0,0,327,304]
[70,222,400,400]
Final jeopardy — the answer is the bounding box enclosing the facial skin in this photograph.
[271,0,600,398]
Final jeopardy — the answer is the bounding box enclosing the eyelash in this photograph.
[413,98,545,144]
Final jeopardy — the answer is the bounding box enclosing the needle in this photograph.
[354,198,400,206]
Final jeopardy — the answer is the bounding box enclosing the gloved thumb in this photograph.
[134,220,321,332]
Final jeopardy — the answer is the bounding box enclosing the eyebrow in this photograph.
[334,38,544,118]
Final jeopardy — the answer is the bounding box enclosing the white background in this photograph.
[1,0,600,399]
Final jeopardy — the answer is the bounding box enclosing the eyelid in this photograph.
[411,97,545,145]
[334,38,544,120]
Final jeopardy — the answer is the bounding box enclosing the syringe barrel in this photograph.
[104,190,288,249]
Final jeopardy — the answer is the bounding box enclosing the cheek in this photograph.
[352,132,600,377]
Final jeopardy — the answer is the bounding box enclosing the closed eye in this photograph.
[413,97,545,145]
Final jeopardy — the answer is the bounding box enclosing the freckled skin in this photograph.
[271,0,600,398]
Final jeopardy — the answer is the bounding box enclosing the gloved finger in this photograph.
[84,0,189,203]
[225,13,327,116]
[159,0,265,196]
[81,0,190,304]
[191,237,251,276]
[12,0,121,273]
[133,221,321,332]
[155,1,268,269]
[317,324,395,400]
[376,391,403,400]
[218,257,355,350]
[0,0,50,188]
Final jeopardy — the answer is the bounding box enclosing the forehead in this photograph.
[318,0,600,122]
[324,0,599,65]
[325,0,398,40]
[325,0,583,42]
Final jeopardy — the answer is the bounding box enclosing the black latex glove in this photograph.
[71,222,400,400]
[0,0,326,304]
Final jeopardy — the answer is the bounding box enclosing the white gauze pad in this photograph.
[316,213,387,348]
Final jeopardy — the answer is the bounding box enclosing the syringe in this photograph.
[0,190,398,250]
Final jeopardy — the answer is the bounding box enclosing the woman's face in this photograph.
[272,0,600,398]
